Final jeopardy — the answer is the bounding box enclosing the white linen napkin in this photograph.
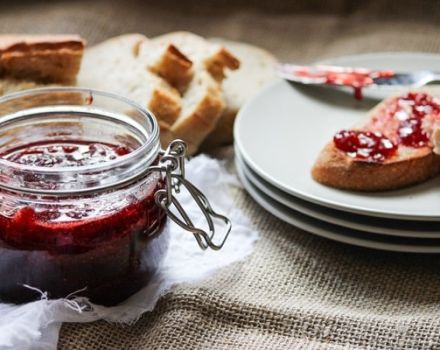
[0,155,258,350]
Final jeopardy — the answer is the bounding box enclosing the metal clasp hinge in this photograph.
[152,140,231,250]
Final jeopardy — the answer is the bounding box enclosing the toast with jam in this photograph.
[312,90,440,191]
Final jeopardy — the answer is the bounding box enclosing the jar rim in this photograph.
[0,87,160,175]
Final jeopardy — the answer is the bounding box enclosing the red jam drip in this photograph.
[3,141,130,167]
[334,92,440,162]
[334,130,397,162]
[292,66,395,100]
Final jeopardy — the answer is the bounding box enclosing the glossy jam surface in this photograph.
[334,130,397,162]
[334,92,440,162]
[0,140,168,305]
[2,141,130,167]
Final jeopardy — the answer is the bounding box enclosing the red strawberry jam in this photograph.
[334,130,397,162]
[0,140,168,305]
[3,141,131,167]
[334,92,440,162]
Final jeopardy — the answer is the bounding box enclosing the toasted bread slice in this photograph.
[201,39,277,150]
[151,32,239,82]
[312,90,440,191]
[0,35,84,84]
[167,70,225,155]
[77,34,181,125]
[312,142,440,191]
[138,41,193,93]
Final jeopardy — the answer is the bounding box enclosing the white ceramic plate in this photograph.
[234,52,440,221]
[236,157,440,253]
[235,147,440,238]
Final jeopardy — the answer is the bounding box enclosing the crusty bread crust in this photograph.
[200,39,277,150]
[0,35,84,51]
[151,32,239,82]
[149,32,239,154]
[0,35,85,83]
[145,44,193,92]
[171,82,225,155]
[78,34,182,126]
[148,88,182,126]
[204,47,240,81]
[312,142,440,191]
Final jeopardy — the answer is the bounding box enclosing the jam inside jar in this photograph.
[0,88,169,305]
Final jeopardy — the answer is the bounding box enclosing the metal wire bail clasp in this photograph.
[153,140,232,250]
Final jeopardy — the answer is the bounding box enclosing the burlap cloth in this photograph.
[1,1,440,349]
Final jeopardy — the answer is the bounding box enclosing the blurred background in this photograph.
[1,0,439,61]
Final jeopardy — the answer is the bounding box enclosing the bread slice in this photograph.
[151,32,240,82]
[166,70,225,155]
[200,39,278,150]
[312,90,440,191]
[138,41,193,93]
[77,34,181,126]
[150,32,240,154]
[0,35,84,84]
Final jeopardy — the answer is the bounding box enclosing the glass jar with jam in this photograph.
[0,88,230,306]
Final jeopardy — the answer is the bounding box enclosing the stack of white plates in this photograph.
[234,52,440,253]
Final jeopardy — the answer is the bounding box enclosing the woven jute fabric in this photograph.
[1,1,440,349]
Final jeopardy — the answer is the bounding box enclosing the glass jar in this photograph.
[0,88,230,306]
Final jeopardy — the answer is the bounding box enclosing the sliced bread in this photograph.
[151,32,240,82]
[77,34,181,126]
[164,70,225,155]
[138,41,193,93]
[0,35,84,84]
[150,32,241,154]
[201,39,278,150]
